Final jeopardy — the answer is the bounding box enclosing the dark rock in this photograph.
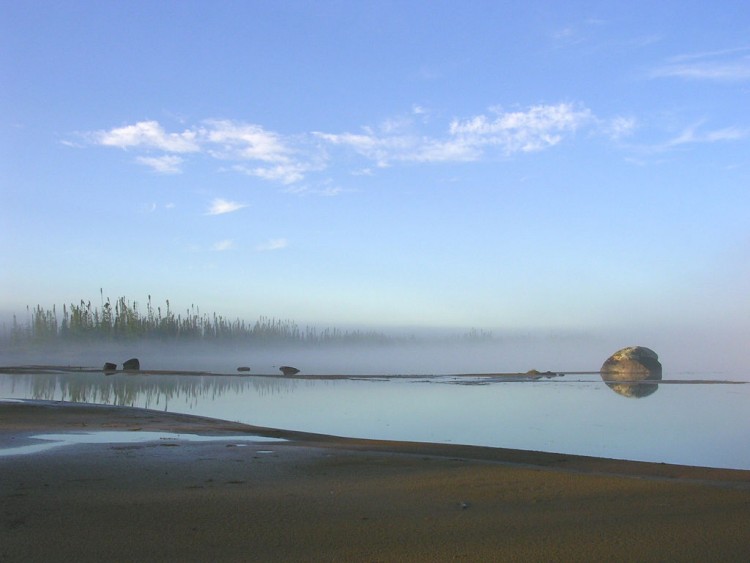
[237,366,251,372]
[103,362,117,375]
[279,366,300,376]
[123,358,140,371]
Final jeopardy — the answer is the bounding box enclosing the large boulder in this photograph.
[600,346,662,398]
[601,346,662,377]
[279,366,300,376]
[123,358,140,371]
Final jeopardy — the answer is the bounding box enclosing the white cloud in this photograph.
[90,119,313,184]
[233,162,308,185]
[319,103,594,165]
[84,104,629,182]
[450,103,587,153]
[206,198,248,215]
[135,155,184,174]
[212,239,234,251]
[201,119,290,162]
[315,131,402,167]
[449,103,593,154]
[255,238,288,251]
[411,138,480,162]
[95,120,200,152]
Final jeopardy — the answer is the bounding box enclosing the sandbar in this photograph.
[1,400,749,561]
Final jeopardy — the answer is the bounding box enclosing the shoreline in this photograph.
[2,401,750,561]
[2,399,748,481]
[1,364,745,384]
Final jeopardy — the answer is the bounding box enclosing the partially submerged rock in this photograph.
[103,362,117,375]
[122,358,140,371]
[279,366,300,376]
[237,366,251,372]
[601,346,662,398]
[601,346,662,377]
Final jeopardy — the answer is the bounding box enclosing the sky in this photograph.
[2,1,749,358]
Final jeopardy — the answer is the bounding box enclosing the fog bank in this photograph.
[1,327,744,376]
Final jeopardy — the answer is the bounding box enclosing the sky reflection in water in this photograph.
[1,371,748,470]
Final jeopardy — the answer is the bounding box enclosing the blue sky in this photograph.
[2,1,749,348]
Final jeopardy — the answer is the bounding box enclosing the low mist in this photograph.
[2,327,743,376]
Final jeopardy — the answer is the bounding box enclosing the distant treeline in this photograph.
[2,295,494,346]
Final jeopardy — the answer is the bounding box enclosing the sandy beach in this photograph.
[2,401,749,562]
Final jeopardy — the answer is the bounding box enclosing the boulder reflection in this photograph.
[600,346,663,398]
[600,370,662,398]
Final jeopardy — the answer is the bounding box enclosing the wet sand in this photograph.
[2,401,750,562]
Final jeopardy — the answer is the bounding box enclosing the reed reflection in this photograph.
[9,373,309,409]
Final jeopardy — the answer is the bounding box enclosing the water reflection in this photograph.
[2,370,749,469]
[5,372,309,409]
[600,370,662,398]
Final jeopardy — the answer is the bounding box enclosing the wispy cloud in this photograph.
[95,120,200,152]
[317,103,594,166]
[89,119,317,184]
[202,119,289,162]
[255,238,288,251]
[651,47,750,81]
[135,155,184,174]
[664,123,749,147]
[604,116,637,140]
[212,239,234,251]
[232,162,309,185]
[206,198,248,215]
[449,103,593,154]
[624,121,749,158]
[283,180,349,197]
[81,104,634,181]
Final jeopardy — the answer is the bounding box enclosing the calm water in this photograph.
[1,370,748,470]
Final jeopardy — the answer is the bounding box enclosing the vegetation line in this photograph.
[1,293,494,347]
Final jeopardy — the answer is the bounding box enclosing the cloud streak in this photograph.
[206,198,248,215]
[135,155,184,174]
[255,238,288,251]
[651,47,750,81]
[212,239,234,251]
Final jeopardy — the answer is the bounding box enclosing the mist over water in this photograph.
[2,337,609,375]
[0,327,744,376]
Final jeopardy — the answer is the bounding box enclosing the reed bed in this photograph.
[3,295,396,346]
